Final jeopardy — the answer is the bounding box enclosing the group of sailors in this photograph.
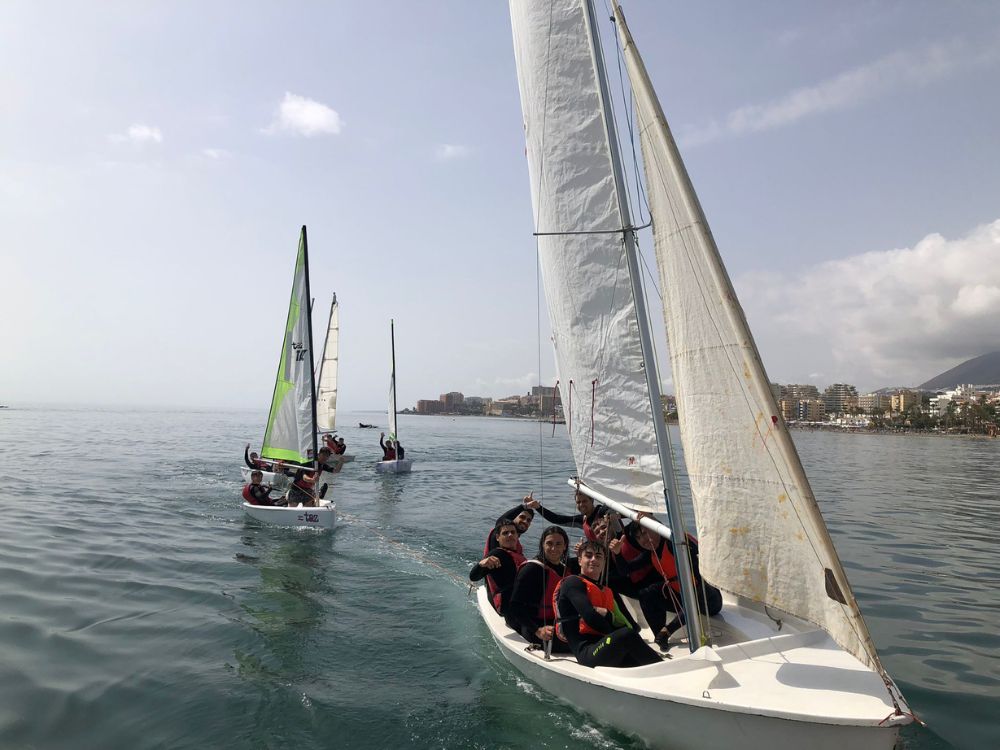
[240,431,407,507]
[471,488,722,669]
[241,439,346,508]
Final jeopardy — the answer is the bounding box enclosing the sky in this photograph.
[2,1,999,411]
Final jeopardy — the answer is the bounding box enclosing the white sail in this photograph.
[615,4,885,673]
[261,227,317,464]
[316,294,340,431]
[387,320,398,440]
[510,0,664,512]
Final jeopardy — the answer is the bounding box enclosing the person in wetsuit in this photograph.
[379,433,396,460]
[242,470,286,506]
[609,521,721,648]
[287,469,318,507]
[506,526,572,652]
[470,519,526,614]
[244,444,268,470]
[555,541,661,669]
[484,500,535,556]
[525,488,618,549]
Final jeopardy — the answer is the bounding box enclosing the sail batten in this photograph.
[261,227,316,464]
[613,2,886,674]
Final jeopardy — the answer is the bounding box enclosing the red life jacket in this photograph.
[582,515,597,541]
[553,575,615,642]
[242,485,259,505]
[651,534,698,594]
[618,534,654,583]
[485,548,526,611]
[521,559,564,621]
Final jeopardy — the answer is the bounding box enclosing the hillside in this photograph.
[919,351,1000,390]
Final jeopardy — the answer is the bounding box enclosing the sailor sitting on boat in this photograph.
[244,444,270,471]
[379,433,405,461]
[241,470,286,507]
[470,519,526,614]
[609,520,722,649]
[554,541,661,669]
[484,501,535,556]
[505,526,572,653]
[523,488,608,545]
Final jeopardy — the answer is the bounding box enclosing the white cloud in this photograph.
[201,148,231,160]
[681,37,999,147]
[109,123,163,145]
[737,219,1000,389]
[435,143,471,160]
[263,92,343,136]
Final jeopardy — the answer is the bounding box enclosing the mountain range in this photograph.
[918,351,1000,390]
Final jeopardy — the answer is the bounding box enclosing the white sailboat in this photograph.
[241,226,336,529]
[315,294,354,463]
[375,319,412,474]
[477,2,913,748]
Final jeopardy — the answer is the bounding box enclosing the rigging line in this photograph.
[640,111,888,679]
[596,0,644,227]
[536,243,545,504]
[533,220,651,237]
[607,0,651,224]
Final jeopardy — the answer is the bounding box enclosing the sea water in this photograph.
[0,405,995,749]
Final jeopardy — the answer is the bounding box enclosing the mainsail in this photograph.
[614,3,885,672]
[387,319,398,440]
[510,0,664,513]
[261,227,318,464]
[316,294,340,431]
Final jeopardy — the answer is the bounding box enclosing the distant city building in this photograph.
[858,393,890,412]
[417,399,444,414]
[890,390,920,413]
[532,385,562,414]
[822,383,858,414]
[440,391,465,411]
[781,384,821,401]
[796,399,826,421]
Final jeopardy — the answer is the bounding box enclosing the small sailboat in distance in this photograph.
[315,294,354,463]
[375,319,412,474]
[476,1,912,748]
[241,226,335,529]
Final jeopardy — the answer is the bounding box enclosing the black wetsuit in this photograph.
[246,484,275,506]
[506,559,572,653]
[396,443,405,459]
[556,576,660,668]
[244,447,265,470]
[469,547,520,614]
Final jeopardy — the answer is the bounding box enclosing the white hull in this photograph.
[476,587,907,750]
[375,459,412,474]
[242,499,336,529]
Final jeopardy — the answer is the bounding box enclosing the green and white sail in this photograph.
[316,294,340,431]
[261,227,318,464]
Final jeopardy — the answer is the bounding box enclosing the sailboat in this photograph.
[375,319,412,474]
[241,226,336,529]
[315,294,354,463]
[477,2,913,748]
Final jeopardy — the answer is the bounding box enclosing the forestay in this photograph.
[387,320,398,441]
[316,294,340,431]
[615,2,886,674]
[510,0,663,512]
[261,228,316,464]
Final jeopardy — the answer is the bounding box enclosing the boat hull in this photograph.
[242,499,336,529]
[476,587,905,750]
[375,459,412,474]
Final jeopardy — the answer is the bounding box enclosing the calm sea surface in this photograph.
[0,406,995,750]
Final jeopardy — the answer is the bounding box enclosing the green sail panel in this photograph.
[261,228,316,464]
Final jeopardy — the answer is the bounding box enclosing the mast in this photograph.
[582,0,704,650]
[302,225,319,462]
[391,318,398,440]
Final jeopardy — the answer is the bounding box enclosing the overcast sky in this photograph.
[2,1,999,410]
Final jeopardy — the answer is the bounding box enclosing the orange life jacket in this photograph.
[553,575,615,642]
[618,534,654,583]
[651,534,699,594]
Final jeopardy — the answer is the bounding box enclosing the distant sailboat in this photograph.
[476,2,911,747]
[315,294,354,463]
[241,226,335,529]
[375,319,412,474]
